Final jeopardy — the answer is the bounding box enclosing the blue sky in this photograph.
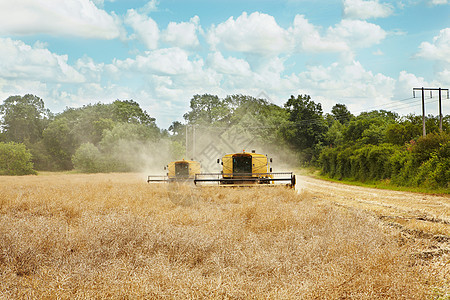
[0,0,449,129]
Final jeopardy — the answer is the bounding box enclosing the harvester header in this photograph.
[194,150,295,188]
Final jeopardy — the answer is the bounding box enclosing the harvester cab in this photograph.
[147,159,201,183]
[194,150,295,188]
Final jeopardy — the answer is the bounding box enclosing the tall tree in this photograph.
[344,110,398,145]
[331,103,353,124]
[42,117,78,170]
[183,94,230,124]
[283,95,327,153]
[42,101,160,170]
[0,94,52,144]
[168,121,186,147]
[112,100,156,126]
[169,121,184,135]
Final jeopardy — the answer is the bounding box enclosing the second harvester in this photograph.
[194,150,295,188]
[147,159,201,183]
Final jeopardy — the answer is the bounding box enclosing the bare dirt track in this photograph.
[297,175,450,260]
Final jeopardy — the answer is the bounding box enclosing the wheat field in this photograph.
[0,173,446,299]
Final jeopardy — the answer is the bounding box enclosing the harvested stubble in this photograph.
[0,173,437,299]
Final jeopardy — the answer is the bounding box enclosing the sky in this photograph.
[0,0,449,129]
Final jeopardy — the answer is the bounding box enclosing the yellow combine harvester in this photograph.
[194,150,295,188]
[147,159,201,183]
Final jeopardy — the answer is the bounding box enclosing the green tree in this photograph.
[100,123,160,150]
[55,103,116,146]
[324,120,344,147]
[0,142,36,175]
[411,132,449,163]
[169,121,184,135]
[0,94,52,144]
[72,142,103,173]
[226,95,290,146]
[112,100,156,126]
[283,95,327,162]
[183,94,230,124]
[344,110,398,145]
[42,118,79,170]
[412,138,449,188]
[168,121,187,154]
[44,101,160,170]
[385,121,421,145]
[55,101,159,145]
[331,103,353,124]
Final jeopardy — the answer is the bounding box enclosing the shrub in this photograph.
[72,143,103,173]
[389,148,412,186]
[72,143,130,173]
[0,142,36,175]
[411,140,450,188]
[411,132,449,163]
[320,144,405,182]
[319,147,334,176]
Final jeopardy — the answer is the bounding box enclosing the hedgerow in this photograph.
[319,132,449,188]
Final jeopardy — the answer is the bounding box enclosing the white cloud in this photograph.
[75,56,105,82]
[125,9,160,50]
[295,59,396,112]
[91,0,117,8]
[289,17,386,55]
[208,13,387,57]
[343,0,394,19]
[290,15,349,52]
[429,0,448,5]
[113,48,203,76]
[91,0,105,7]
[162,16,201,49]
[0,79,48,104]
[0,38,84,83]
[417,28,450,63]
[140,0,159,14]
[373,49,384,55]
[206,52,251,75]
[397,71,428,90]
[393,71,434,115]
[327,19,387,49]
[207,12,291,55]
[436,69,450,85]
[0,0,120,39]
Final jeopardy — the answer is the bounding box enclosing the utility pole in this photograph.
[185,124,196,159]
[192,125,196,160]
[413,87,449,136]
[185,124,188,158]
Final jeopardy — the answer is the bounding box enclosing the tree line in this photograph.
[0,93,448,189]
[0,94,178,174]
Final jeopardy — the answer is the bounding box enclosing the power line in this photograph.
[184,95,446,131]
[413,87,449,136]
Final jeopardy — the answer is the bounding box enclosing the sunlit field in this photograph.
[0,173,447,298]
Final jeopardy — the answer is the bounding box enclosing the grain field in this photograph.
[0,173,447,299]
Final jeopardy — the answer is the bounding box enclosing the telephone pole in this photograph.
[185,124,196,160]
[413,87,449,136]
[185,124,188,158]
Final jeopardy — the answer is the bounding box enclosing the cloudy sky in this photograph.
[0,0,449,128]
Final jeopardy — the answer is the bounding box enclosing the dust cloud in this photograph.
[181,124,299,174]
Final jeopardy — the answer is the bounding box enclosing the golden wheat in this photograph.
[0,173,443,299]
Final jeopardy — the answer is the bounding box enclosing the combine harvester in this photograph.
[147,159,201,183]
[194,150,295,188]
